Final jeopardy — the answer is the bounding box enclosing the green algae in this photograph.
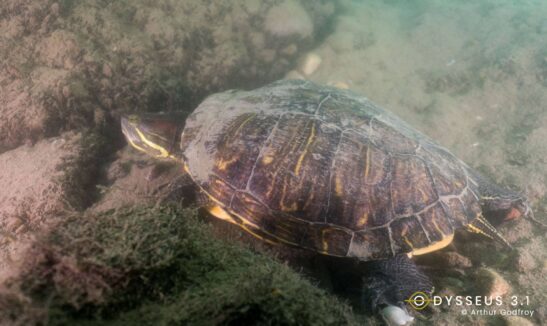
[2,206,359,325]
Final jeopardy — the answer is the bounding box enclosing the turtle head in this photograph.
[467,195,545,250]
[121,113,182,160]
[467,168,544,228]
[481,193,546,231]
[481,194,531,225]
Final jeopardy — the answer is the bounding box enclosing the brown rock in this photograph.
[513,251,537,272]
[0,77,50,152]
[50,2,60,16]
[90,148,191,213]
[0,133,81,282]
[443,251,473,268]
[499,215,534,243]
[102,63,113,78]
[36,30,82,69]
[0,0,338,152]
[503,316,534,326]
[473,268,511,297]
[265,0,313,39]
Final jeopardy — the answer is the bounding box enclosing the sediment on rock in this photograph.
[0,0,340,153]
[0,206,360,326]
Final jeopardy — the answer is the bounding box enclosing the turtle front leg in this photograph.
[363,254,433,326]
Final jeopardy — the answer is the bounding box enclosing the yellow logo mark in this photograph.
[405,291,432,310]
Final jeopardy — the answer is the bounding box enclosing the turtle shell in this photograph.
[180,80,482,260]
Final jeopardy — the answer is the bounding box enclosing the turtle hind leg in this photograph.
[362,254,433,325]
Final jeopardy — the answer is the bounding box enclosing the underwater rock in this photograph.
[473,268,511,298]
[0,132,80,282]
[0,79,49,152]
[0,206,360,325]
[300,52,322,76]
[0,0,340,152]
[328,81,351,89]
[513,250,537,272]
[441,251,473,269]
[35,30,82,70]
[0,2,342,308]
[415,249,472,270]
[90,148,191,213]
[284,69,306,80]
[265,0,313,39]
[381,305,414,326]
[503,316,535,326]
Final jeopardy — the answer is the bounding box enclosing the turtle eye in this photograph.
[128,115,140,125]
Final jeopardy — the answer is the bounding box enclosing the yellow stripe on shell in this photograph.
[294,121,316,177]
[198,181,348,257]
[403,235,415,250]
[431,218,445,237]
[238,223,280,246]
[279,178,298,212]
[411,233,454,256]
[479,195,517,201]
[262,155,274,164]
[216,156,239,171]
[207,204,279,246]
[233,113,256,135]
[208,205,236,224]
[321,228,330,253]
[334,174,343,196]
[357,213,369,227]
[364,145,370,182]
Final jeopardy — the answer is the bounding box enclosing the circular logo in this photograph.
[405,291,432,310]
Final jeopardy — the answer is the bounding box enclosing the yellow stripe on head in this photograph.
[135,127,170,158]
[127,137,152,155]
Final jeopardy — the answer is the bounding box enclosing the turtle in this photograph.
[121,79,534,324]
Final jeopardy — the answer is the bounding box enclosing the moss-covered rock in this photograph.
[0,132,82,282]
[0,205,359,325]
[0,0,339,153]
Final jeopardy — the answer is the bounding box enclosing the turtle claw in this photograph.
[362,255,431,325]
[381,305,414,326]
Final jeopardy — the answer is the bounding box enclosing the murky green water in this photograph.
[1,1,545,325]
[308,1,546,324]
